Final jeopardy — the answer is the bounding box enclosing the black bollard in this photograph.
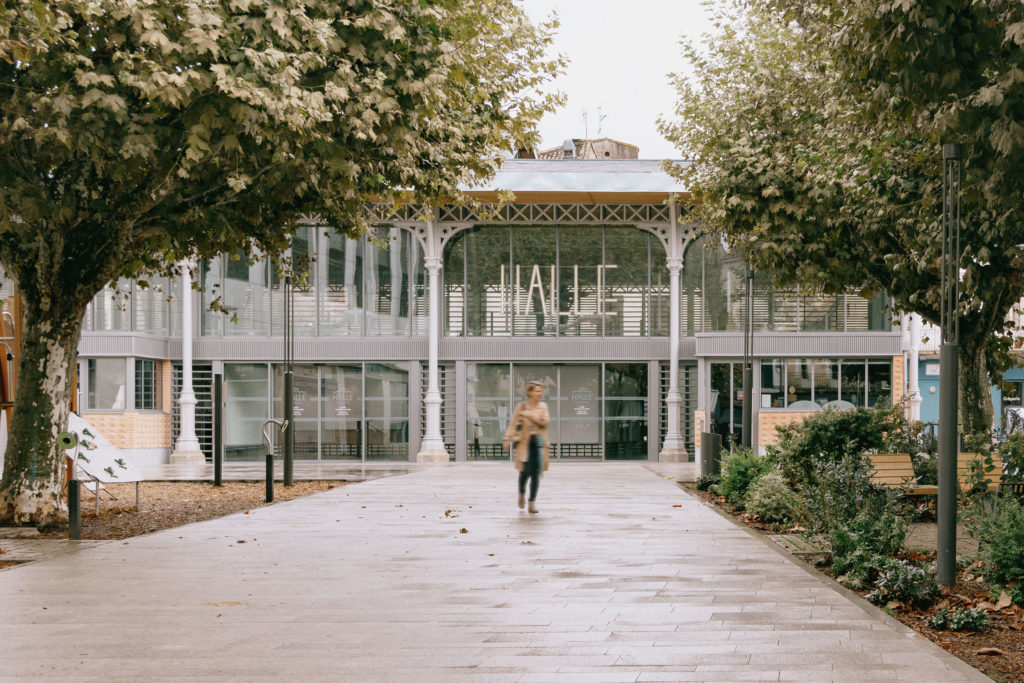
[265,453,274,503]
[68,479,81,540]
[213,374,223,487]
[700,432,722,477]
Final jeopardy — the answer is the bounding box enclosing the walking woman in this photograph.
[502,380,550,513]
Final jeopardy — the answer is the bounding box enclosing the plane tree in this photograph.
[0,0,563,525]
[660,0,1024,439]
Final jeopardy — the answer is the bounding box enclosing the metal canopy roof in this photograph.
[460,159,691,204]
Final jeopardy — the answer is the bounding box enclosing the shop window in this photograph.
[225,364,269,460]
[867,359,892,406]
[87,358,126,410]
[134,359,157,410]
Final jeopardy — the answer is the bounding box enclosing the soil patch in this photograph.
[686,484,1024,682]
[27,480,349,541]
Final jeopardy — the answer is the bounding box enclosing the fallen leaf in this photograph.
[445,509,452,517]
[236,540,246,544]
[459,528,468,534]
[488,553,495,556]
[207,601,246,606]
[976,648,1004,656]
[996,591,1013,609]
[977,601,997,611]
[672,504,682,508]
[886,600,903,610]
[0,548,6,555]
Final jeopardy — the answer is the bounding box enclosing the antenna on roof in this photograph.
[582,109,588,139]
[597,105,607,136]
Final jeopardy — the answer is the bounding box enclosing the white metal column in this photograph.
[417,217,448,462]
[660,199,688,461]
[170,261,205,464]
[908,313,922,422]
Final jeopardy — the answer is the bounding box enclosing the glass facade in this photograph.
[75,216,902,462]
[83,276,180,335]
[444,226,669,337]
[762,357,892,409]
[134,359,157,410]
[87,358,126,410]
[465,363,648,461]
[710,362,744,443]
[198,227,425,338]
[682,235,892,333]
[219,362,409,461]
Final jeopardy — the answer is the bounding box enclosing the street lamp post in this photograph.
[937,142,962,586]
[283,275,295,487]
[741,262,753,449]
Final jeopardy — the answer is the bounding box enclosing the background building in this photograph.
[60,150,901,465]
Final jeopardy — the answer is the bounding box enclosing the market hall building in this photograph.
[70,148,902,467]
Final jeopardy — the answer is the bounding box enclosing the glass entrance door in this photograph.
[468,363,649,461]
[557,365,602,460]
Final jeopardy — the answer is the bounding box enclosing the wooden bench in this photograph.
[863,452,1004,496]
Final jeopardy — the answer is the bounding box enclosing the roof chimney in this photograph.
[561,139,576,159]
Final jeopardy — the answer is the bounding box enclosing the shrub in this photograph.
[930,606,989,632]
[866,559,940,608]
[695,473,721,492]
[828,507,907,561]
[828,504,908,589]
[833,547,891,590]
[804,452,899,533]
[769,404,907,490]
[962,453,1001,498]
[967,497,1024,600]
[999,431,1024,481]
[714,447,772,507]
[911,451,938,486]
[745,470,804,525]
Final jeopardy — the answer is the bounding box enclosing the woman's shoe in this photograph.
[517,493,525,509]
[528,500,538,514]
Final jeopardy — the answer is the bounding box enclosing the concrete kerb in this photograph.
[679,483,991,682]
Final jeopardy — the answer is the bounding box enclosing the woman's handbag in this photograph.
[510,419,523,444]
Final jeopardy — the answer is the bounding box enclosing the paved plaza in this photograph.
[0,463,986,682]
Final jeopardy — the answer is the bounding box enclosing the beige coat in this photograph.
[503,400,550,472]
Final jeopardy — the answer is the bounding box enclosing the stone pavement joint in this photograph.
[0,463,986,682]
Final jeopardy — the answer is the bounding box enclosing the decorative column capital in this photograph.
[425,256,442,272]
[666,256,682,274]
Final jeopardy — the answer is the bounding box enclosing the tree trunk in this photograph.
[0,306,81,526]
[959,336,993,443]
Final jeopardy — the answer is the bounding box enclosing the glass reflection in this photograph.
[321,232,362,336]
[604,364,647,460]
[225,364,269,460]
[321,364,362,460]
[466,227,509,336]
[558,227,602,337]
[511,228,557,337]
[604,228,650,336]
[467,363,511,460]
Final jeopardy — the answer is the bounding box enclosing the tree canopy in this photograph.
[661,0,1024,436]
[0,0,563,524]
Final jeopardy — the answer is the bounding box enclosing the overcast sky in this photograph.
[518,0,714,160]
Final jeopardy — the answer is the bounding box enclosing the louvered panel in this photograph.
[659,363,697,460]
[172,363,214,460]
[845,295,870,331]
[420,364,456,460]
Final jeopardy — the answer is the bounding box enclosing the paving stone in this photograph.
[0,463,988,681]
